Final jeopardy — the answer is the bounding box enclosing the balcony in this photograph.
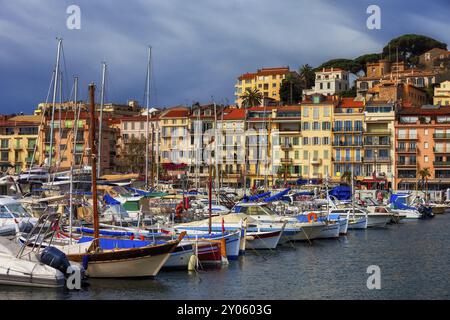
[0,145,9,150]
[397,161,417,167]
[280,143,293,150]
[311,158,322,165]
[433,133,450,140]
[13,145,22,150]
[396,147,418,154]
[397,135,418,140]
[332,142,363,147]
[363,156,391,163]
[364,129,392,135]
[333,128,363,133]
[434,161,450,167]
[281,158,293,164]
[332,157,362,163]
[433,148,450,154]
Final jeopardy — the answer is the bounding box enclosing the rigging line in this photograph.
[60,42,71,102]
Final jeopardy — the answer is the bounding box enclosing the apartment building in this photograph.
[395,105,450,190]
[299,95,336,182]
[234,67,292,106]
[434,80,450,106]
[362,102,396,190]
[332,98,364,182]
[0,115,40,173]
[303,68,350,98]
[34,100,143,117]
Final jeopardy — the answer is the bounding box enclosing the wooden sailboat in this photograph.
[65,83,184,278]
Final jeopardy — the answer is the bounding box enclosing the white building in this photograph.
[303,68,350,97]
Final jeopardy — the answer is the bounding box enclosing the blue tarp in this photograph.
[245,191,271,202]
[78,236,165,249]
[390,194,415,210]
[263,188,291,202]
[103,193,121,205]
[328,185,351,200]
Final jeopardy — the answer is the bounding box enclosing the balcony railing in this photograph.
[433,133,450,139]
[397,161,417,167]
[396,147,418,153]
[397,135,418,140]
[332,142,363,147]
[333,128,363,133]
[434,161,450,167]
[363,156,391,162]
[434,148,450,153]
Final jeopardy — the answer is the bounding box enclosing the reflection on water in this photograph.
[1,213,450,300]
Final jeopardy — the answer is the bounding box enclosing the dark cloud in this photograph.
[0,0,449,113]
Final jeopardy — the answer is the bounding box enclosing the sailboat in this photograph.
[64,83,184,278]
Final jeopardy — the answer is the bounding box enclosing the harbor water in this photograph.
[1,212,449,300]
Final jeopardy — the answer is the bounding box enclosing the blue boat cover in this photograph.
[78,236,166,249]
[328,185,351,200]
[103,193,121,205]
[263,188,291,202]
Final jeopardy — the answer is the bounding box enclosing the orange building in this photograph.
[395,105,450,190]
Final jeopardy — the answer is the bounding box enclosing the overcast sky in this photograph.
[1,0,449,114]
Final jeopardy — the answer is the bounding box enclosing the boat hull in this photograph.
[316,223,340,239]
[245,230,282,250]
[67,240,179,278]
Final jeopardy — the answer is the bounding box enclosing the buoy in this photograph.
[188,254,198,271]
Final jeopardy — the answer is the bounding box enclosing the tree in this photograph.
[121,135,147,174]
[418,168,431,200]
[340,171,352,185]
[299,64,315,88]
[315,59,362,74]
[382,34,447,67]
[241,88,262,108]
[339,86,357,98]
[279,73,303,105]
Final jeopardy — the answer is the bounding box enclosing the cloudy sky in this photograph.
[1,0,449,114]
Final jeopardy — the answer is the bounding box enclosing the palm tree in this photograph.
[241,88,262,108]
[418,168,431,200]
[340,171,352,185]
[299,64,315,88]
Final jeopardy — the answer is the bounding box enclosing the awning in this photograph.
[362,178,387,183]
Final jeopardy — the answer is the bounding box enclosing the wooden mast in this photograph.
[89,83,100,246]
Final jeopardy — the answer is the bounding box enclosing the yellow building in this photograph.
[299,95,336,181]
[332,98,365,182]
[434,81,450,106]
[234,67,292,106]
[0,115,40,173]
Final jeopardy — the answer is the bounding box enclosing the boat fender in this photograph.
[40,246,71,274]
[82,255,89,270]
[307,212,318,223]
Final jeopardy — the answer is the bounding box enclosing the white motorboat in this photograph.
[0,196,37,235]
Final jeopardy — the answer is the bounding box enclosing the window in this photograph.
[302,107,309,117]
[313,107,319,119]
[313,137,320,145]
[302,137,309,145]
[293,137,299,145]
[302,122,310,131]
[424,142,429,149]
[322,122,331,130]
[424,155,429,163]
[322,137,329,145]
[324,150,329,159]
[323,107,330,117]
[303,150,309,160]
[313,122,320,130]
[294,151,299,159]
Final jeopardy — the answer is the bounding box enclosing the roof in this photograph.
[339,98,364,108]
[160,108,190,118]
[238,67,289,80]
[222,108,245,120]
[398,106,450,116]
[8,115,41,122]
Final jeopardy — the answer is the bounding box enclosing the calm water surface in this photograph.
[1,212,449,300]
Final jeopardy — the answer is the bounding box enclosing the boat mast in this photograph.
[213,101,220,205]
[68,76,80,244]
[97,62,107,179]
[48,38,62,181]
[145,46,152,190]
[351,164,355,218]
[89,83,100,245]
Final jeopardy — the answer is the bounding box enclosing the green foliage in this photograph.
[241,88,263,108]
[382,34,447,67]
[279,73,303,105]
[354,53,382,75]
[298,64,315,88]
[315,59,362,74]
[339,86,357,98]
